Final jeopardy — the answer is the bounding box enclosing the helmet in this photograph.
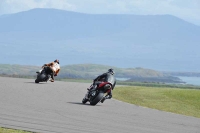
[108,68,114,75]
[54,59,59,64]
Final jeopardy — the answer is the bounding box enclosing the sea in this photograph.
[117,77,200,86]
[178,76,200,86]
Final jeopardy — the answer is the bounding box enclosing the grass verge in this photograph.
[113,86,200,118]
[0,127,34,133]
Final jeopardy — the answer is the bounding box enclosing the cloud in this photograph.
[0,0,199,25]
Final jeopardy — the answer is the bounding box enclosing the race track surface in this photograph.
[0,77,199,133]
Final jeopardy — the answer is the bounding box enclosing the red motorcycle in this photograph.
[82,81,113,106]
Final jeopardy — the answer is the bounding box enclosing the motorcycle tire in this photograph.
[35,79,39,83]
[82,98,88,104]
[90,92,104,106]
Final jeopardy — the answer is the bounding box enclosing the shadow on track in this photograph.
[67,102,101,106]
[24,82,48,84]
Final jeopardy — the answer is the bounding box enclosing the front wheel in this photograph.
[35,79,39,83]
[90,92,104,106]
[82,98,88,104]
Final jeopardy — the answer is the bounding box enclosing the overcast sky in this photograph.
[0,0,199,26]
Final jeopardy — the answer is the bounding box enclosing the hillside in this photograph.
[0,64,184,83]
[0,8,200,71]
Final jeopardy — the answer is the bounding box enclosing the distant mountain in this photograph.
[0,63,164,78]
[0,63,184,83]
[0,8,200,72]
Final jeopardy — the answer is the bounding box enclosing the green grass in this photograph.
[113,86,200,118]
[0,128,34,133]
[117,81,200,89]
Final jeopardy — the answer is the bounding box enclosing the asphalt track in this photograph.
[0,77,199,133]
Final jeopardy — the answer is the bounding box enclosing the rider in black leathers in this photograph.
[84,68,116,103]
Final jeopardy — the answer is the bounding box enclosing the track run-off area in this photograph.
[0,77,199,133]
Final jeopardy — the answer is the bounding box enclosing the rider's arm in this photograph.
[93,75,100,82]
[94,73,106,81]
[43,62,51,67]
[46,62,54,67]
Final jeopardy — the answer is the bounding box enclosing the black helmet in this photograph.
[108,68,114,75]
[54,59,59,64]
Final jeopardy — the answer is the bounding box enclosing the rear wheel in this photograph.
[90,92,104,106]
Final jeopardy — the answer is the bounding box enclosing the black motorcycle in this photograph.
[35,66,52,83]
[82,81,113,106]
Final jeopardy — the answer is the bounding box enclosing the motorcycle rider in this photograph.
[37,59,60,82]
[84,68,116,103]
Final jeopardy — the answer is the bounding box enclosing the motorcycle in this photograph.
[35,66,51,83]
[82,81,113,106]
